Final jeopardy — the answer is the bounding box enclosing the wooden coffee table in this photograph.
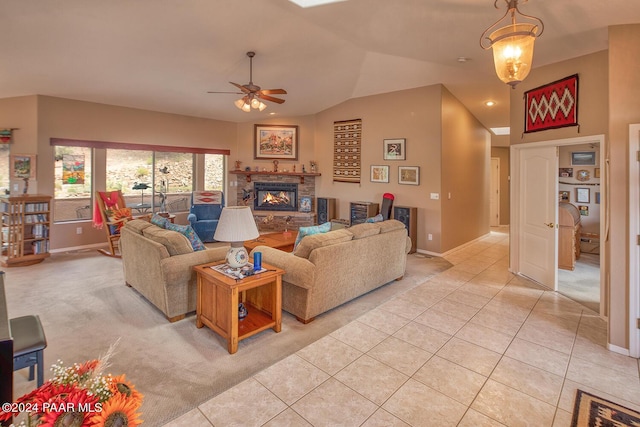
[194,260,285,354]
[244,231,298,253]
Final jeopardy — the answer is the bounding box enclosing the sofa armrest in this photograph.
[250,246,315,290]
[187,213,197,225]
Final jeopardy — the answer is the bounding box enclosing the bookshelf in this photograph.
[0,194,51,267]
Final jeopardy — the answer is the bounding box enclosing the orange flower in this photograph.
[89,393,142,427]
[108,374,143,409]
[39,388,99,427]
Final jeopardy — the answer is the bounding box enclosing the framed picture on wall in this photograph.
[398,166,420,185]
[576,187,590,203]
[370,165,389,183]
[571,151,596,166]
[10,154,36,179]
[559,191,570,202]
[254,124,299,160]
[383,139,406,160]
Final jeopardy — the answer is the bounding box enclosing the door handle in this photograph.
[544,222,556,228]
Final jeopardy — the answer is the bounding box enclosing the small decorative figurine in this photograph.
[273,160,279,172]
[234,160,242,171]
[310,161,317,173]
[302,164,306,173]
[293,165,296,173]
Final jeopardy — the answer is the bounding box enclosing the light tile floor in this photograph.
[169,228,640,427]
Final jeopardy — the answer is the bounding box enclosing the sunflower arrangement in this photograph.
[0,342,143,427]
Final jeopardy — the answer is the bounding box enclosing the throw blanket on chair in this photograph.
[93,191,125,229]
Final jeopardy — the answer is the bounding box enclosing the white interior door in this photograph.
[518,146,558,288]
[490,157,500,226]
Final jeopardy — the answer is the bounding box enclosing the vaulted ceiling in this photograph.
[2,0,639,146]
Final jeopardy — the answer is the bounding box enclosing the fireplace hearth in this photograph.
[254,182,298,211]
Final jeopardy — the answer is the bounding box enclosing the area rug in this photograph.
[571,389,640,426]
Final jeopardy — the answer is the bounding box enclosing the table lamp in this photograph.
[213,206,260,268]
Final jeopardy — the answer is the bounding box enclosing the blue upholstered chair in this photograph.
[187,191,224,242]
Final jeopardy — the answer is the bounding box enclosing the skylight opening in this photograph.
[288,0,347,8]
[491,127,510,135]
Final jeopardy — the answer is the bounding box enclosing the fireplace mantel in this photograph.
[230,170,321,184]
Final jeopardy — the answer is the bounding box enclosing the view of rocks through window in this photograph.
[53,148,224,222]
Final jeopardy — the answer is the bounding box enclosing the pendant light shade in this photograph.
[480,0,544,88]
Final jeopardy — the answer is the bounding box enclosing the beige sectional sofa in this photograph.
[250,219,411,323]
[119,219,228,322]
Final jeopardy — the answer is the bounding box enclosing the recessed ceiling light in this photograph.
[490,127,510,135]
[485,101,495,107]
[457,57,470,63]
[288,0,347,7]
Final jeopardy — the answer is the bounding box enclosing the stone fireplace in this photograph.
[232,172,318,231]
[254,182,298,212]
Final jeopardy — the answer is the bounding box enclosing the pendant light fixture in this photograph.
[480,0,544,88]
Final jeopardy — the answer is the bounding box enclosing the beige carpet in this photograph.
[4,249,451,426]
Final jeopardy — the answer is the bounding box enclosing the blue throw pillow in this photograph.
[165,222,206,251]
[151,213,170,229]
[365,213,384,223]
[294,222,332,250]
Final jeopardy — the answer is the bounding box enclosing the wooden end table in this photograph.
[244,231,298,253]
[194,260,285,354]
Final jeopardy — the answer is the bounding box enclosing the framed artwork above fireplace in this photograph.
[254,124,299,160]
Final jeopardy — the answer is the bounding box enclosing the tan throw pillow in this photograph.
[142,227,193,256]
[379,219,407,233]
[294,229,353,259]
[348,223,381,239]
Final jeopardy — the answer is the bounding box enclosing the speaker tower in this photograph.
[393,206,417,253]
[317,197,336,224]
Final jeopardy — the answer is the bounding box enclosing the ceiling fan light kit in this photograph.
[480,0,544,88]
[208,51,287,113]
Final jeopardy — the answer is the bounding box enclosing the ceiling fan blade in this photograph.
[259,89,287,95]
[258,94,286,104]
[230,82,251,93]
[207,91,244,94]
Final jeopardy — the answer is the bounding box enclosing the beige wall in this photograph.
[608,24,640,349]
[0,95,239,250]
[491,147,510,225]
[441,87,491,250]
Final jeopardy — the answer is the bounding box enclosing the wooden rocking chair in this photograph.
[95,190,132,258]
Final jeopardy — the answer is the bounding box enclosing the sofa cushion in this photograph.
[124,219,154,235]
[142,226,194,255]
[378,219,407,233]
[293,229,354,259]
[151,213,171,228]
[293,222,332,250]
[165,222,206,251]
[348,222,381,239]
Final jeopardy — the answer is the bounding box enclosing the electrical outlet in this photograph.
[13,184,18,191]
[428,234,433,240]
[76,227,83,234]
[430,193,439,200]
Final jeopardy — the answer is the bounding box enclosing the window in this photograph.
[205,154,224,191]
[0,144,10,194]
[153,151,194,213]
[106,149,195,215]
[53,146,93,222]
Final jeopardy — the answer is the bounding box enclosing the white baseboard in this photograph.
[50,243,106,254]
[607,343,630,357]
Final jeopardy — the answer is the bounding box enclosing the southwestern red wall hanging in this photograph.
[524,74,579,133]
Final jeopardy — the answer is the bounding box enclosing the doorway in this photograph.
[510,134,606,318]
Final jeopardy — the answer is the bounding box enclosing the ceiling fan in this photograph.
[208,51,287,112]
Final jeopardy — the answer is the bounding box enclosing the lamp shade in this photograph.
[489,23,537,88]
[214,206,259,243]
